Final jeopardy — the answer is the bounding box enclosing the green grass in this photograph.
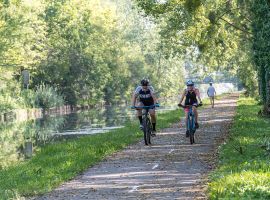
[0,109,183,199]
[208,97,270,200]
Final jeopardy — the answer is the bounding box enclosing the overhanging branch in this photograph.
[220,17,253,35]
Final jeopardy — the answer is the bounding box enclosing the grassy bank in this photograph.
[208,97,270,199]
[0,109,183,199]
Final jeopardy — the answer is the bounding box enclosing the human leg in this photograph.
[149,109,156,135]
[193,106,199,128]
[136,102,143,129]
[185,111,189,137]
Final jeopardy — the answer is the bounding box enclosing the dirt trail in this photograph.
[33,94,238,200]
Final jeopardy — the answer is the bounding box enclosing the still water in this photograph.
[0,103,178,168]
[0,82,238,168]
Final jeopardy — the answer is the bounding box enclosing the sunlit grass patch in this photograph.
[208,97,270,199]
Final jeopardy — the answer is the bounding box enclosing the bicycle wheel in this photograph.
[146,117,151,145]
[143,118,150,145]
[189,116,195,145]
[190,130,195,144]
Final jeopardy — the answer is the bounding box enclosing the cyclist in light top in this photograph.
[178,80,202,137]
[131,79,158,136]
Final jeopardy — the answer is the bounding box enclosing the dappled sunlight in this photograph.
[202,118,232,124]
[55,169,203,197]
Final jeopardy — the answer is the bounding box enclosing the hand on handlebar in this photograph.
[178,103,184,107]
[131,105,136,109]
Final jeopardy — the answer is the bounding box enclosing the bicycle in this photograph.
[132,104,159,145]
[178,104,202,144]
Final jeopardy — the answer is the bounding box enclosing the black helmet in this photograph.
[141,78,149,86]
[186,80,194,86]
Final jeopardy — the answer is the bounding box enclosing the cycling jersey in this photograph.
[184,88,200,105]
[134,86,155,106]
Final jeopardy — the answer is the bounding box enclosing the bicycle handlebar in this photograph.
[178,103,202,108]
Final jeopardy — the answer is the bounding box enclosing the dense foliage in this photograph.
[0,0,184,111]
[135,0,270,113]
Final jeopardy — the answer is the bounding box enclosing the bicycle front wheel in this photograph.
[143,118,151,145]
[189,116,195,145]
[190,130,195,144]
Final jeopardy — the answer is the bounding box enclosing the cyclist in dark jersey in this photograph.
[178,80,202,137]
[131,79,158,136]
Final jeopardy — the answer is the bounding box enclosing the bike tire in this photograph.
[190,130,195,144]
[189,116,195,145]
[147,118,151,145]
[143,118,148,145]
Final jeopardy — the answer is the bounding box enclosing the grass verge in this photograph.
[0,109,183,199]
[208,97,270,199]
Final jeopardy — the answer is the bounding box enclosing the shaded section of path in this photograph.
[33,94,238,200]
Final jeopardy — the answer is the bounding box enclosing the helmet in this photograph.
[141,78,149,86]
[186,80,194,86]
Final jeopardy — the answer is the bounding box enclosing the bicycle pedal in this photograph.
[151,133,156,137]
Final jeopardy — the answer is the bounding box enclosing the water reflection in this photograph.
[0,105,138,168]
[0,116,65,169]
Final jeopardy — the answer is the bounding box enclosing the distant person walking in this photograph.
[21,68,30,89]
[207,82,216,108]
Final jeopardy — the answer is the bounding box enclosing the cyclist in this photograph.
[207,82,216,108]
[178,80,202,137]
[131,79,158,136]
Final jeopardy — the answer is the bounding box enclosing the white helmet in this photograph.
[186,80,194,86]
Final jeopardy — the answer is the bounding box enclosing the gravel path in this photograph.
[33,94,238,200]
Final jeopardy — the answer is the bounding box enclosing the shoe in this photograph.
[186,130,189,137]
[195,122,199,129]
[139,124,143,130]
[151,130,156,137]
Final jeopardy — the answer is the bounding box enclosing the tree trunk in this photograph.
[264,67,270,114]
[258,65,266,102]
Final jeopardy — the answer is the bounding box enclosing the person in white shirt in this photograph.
[131,79,158,136]
[207,82,216,108]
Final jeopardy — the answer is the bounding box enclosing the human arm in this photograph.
[149,86,158,104]
[152,93,158,105]
[178,89,186,105]
[195,88,202,103]
[131,92,138,107]
[131,87,140,107]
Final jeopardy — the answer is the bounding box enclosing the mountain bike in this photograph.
[132,104,159,145]
[179,104,202,144]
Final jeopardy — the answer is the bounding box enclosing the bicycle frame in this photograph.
[132,104,158,145]
[187,106,195,133]
[179,104,200,144]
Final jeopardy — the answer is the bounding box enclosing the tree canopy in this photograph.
[135,0,270,112]
[0,0,185,110]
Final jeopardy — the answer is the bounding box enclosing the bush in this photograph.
[20,84,65,109]
[34,84,64,109]
[0,82,21,112]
